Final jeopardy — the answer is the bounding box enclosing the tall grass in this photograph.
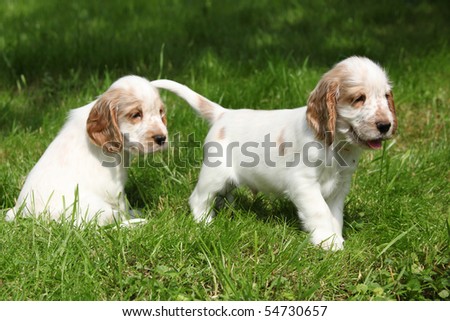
[0,0,449,300]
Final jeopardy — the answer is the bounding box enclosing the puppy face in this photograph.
[307,57,397,149]
[86,76,168,154]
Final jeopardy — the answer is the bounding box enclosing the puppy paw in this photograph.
[5,209,16,222]
[194,214,214,224]
[192,209,215,225]
[311,230,344,251]
[119,218,147,228]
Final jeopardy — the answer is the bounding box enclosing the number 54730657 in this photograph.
[264,305,328,317]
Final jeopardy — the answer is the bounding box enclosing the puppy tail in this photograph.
[150,79,226,124]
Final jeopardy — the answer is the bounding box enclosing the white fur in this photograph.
[6,75,168,226]
[151,56,397,250]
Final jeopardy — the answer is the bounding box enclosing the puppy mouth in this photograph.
[349,127,383,150]
[365,139,383,150]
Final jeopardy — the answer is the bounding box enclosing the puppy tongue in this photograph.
[367,139,382,149]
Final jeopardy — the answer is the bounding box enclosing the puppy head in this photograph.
[86,75,168,154]
[307,56,397,149]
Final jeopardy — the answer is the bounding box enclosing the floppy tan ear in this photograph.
[386,90,397,134]
[86,88,124,153]
[306,78,338,145]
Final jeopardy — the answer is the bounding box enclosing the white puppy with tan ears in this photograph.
[151,56,397,250]
[6,75,168,226]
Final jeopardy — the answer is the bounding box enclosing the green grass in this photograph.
[0,0,449,300]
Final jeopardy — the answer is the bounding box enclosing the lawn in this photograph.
[0,0,449,300]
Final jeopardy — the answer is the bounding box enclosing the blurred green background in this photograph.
[0,0,448,301]
[1,0,448,81]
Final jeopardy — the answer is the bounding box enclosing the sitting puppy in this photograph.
[151,56,397,250]
[6,75,168,226]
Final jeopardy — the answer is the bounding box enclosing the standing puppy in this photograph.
[151,56,397,250]
[6,75,168,226]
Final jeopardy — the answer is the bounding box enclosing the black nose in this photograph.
[376,122,391,134]
[153,135,166,146]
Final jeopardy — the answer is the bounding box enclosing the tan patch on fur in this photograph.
[123,107,143,124]
[325,84,337,144]
[87,88,130,153]
[339,85,366,108]
[198,96,223,123]
[217,127,226,140]
[277,129,286,156]
[306,65,343,145]
[146,129,166,142]
[386,91,397,134]
[375,108,390,124]
[159,100,167,125]
[116,94,145,120]
[161,113,167,125]
[198,96,215,122]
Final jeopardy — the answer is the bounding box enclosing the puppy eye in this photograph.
[130,112,142,119]
[160,109,166,117]
[354,95,366,103]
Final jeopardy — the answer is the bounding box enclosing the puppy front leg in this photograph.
[325,180,352,240]
[292,187,344,251]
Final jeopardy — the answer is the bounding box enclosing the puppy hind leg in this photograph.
[189,186,218,224]
[189,166,232,224]
[214,183,236,209]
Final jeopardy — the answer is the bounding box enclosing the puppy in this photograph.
[6,75,168,226]
[151,56,397,250]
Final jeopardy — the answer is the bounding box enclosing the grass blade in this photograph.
[377,225,417,258]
